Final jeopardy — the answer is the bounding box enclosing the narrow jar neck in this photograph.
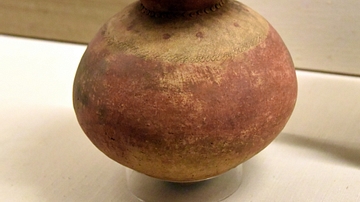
[140,0,227,13]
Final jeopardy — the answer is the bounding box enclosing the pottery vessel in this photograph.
[73,0,297,182]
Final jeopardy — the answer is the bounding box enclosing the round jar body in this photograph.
[73,0,297,182]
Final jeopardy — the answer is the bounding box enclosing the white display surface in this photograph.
[1,35,359,201]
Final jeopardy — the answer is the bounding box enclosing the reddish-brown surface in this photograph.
[73,1,297,182]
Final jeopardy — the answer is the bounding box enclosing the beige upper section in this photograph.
[103,1,269,63]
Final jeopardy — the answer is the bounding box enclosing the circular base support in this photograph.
[126,165,243,202]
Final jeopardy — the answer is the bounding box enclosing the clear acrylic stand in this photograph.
[126,165,243,202]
